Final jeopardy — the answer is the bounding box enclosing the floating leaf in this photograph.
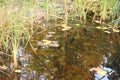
[48,32,55,35]
[104,31,111,34]
[61,24,72,31]
[75,24,80,26]
[113,28,120,32]
[49,43,59,47]
[42,40,52,45]
[94,20,101,24]
[15,69,22,73]
[37,40,59,48]
[97,69,107,76]
[45,34,53,39]
[0,65,8,70]
[61,24,67,28]
[62,27,72,31]
[37,40,52,46]
[89,67,107,76]
[96,26,108,30]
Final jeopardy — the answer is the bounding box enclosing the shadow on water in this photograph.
[0,22,120,80]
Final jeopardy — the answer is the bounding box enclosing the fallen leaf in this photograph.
[0,65,8,70]
[104,31,111,34]
[113,28,120,32]
[94,20,101,23]
[62,27,72,31]
[89,66,107,76]
[48,32,56,35]
[15,69,22,73]
[75,24,80,26]
[97,69,107,76]
[96,26,108,30]
[45,34,53,39]
[49,43,59,47]
[61,24,67,28]
[42,40,52,45]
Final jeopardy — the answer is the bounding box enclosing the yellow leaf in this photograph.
[61,24,67,28]
[75,24,80,26]
[42,40,51,45]
[62,27,71,31]
[94,20,101,24]
[104,31,111,34]
[113,29,120,32]
[96,26,108,30]
[15,69,22,73]
[97,69,107,76]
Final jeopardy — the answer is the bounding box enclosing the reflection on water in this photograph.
[0,23,120,80]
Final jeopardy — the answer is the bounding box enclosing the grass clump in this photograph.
[0,0,41,69]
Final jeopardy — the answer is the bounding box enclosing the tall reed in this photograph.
[74,0,87,20]
[0,0,33,69]
[110,0,120,28]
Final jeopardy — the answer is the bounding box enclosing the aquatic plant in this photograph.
[0,0,39,69]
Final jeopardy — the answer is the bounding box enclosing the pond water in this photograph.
[25,21,120,80]
[0,22,120,80]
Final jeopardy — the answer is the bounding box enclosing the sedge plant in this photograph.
[0,0,35,69]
